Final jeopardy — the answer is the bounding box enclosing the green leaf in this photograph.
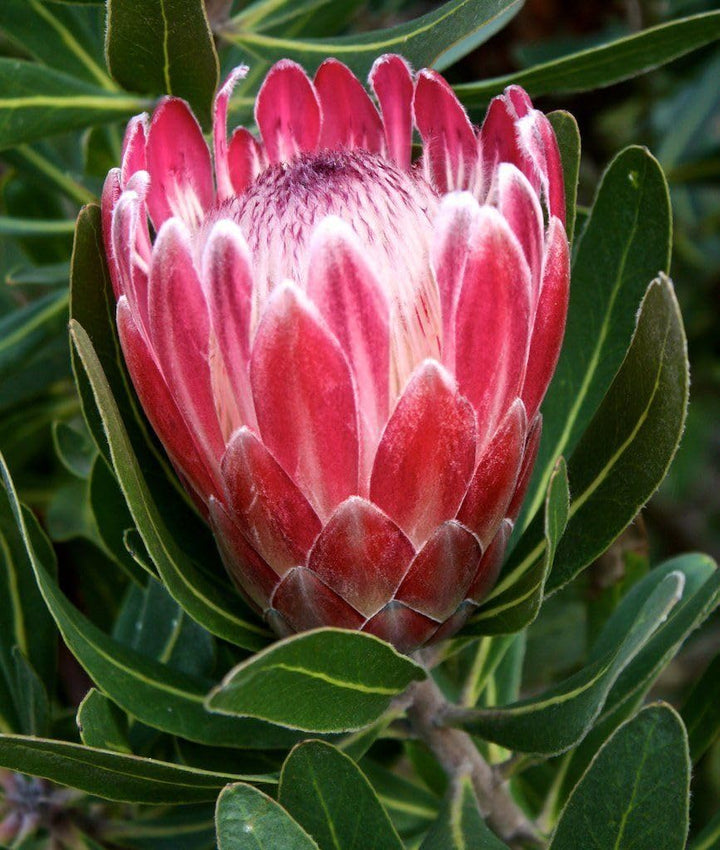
[0,217,76,236]
[71,318,269,649]
[0,463,56,708]
[52,420,96,479]
[102,804,216,849]
[505,274,688,599]
[0,58,148,150]
[117,578,216,680]
[68,202,248,562]
[455,11,720,105]
[448,569,682,754]
[5,260,71,286]
[279,741,404,850]
[106,0,219,128]
[682,651,720,762]
[0,733,271,804]
[420,775,509,849]
[221,0,523,77]
[207,629,425,733]
[360,760,440,839]
[549,704,689,850]
[593,555,720,726]
[12,648,49,737]
[465,456,568,635]
[89,454,148,584]
[216,783,320,850]
[547,111,580,244]
[557,554,720,803]
[231,0,357,35]
[0,0,112,89]
[0,454,299,751]
[77,688,132,752]
[46,478,95,542]
[549,275,688,591]
[525,146,671,527]
[70,203,150,473]
[0,291,68,382]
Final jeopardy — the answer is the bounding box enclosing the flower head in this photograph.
[102,56,569,652]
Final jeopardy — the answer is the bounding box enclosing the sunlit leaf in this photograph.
[207,629,425,733]
[456,11,720,105]
[0,58,148,150]
[0,733,271,804]
[448,568,682,753]
[220,0,523,77]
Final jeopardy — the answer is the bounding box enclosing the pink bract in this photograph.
[102,55,570,653]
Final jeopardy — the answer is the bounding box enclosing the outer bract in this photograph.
[101,56,569,653]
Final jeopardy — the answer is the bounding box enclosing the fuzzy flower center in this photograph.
[227,149,438,288]
[221,148,443,394]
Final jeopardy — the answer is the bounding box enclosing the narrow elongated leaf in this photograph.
[548,275,687,591]
[103,804,216,848]
[70,205,209,554]
[550,705,689,850]
[526,146,671,525]
[452,635,518,708]
[232,0,356,35]
[465,457,568,635]
[12,649,49,737]
[72,319,269,648]
[52,420,96,479]
[117,579,215,680]
[0,0,112,89]
[280,741,404,850]
[420,776,509,849]
[448,569,682,753]
[89,455,147,583]
[456,11,720,105]
[682,651,720,762]
[221,0,523,77]
[77,688,131,753]
[594,555,720,720]
[547,111,580,244]
[0,455,297,751]
[0,216,76,236]
[0,463,56,707]
[5,261,71,286]
[216,783,320,850]
[106,0,219,127]
[504,275,688,599]
[0,292,67,381]
[0,58,148,150]
[360,760,440,838]
[207,629,425,733]
[558,554,720,805]
[0,734,270,804]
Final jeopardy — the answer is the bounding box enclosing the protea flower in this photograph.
[101,55,569,653]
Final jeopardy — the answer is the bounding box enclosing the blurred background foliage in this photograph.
[0,0,718,846]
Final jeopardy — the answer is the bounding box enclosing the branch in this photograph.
[407,676,541,848]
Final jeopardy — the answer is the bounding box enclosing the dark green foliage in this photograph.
[0,2,718,848]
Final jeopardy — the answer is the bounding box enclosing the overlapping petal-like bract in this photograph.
[102,55,570,652]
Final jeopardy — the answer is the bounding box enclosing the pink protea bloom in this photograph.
[101,56,570,653]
